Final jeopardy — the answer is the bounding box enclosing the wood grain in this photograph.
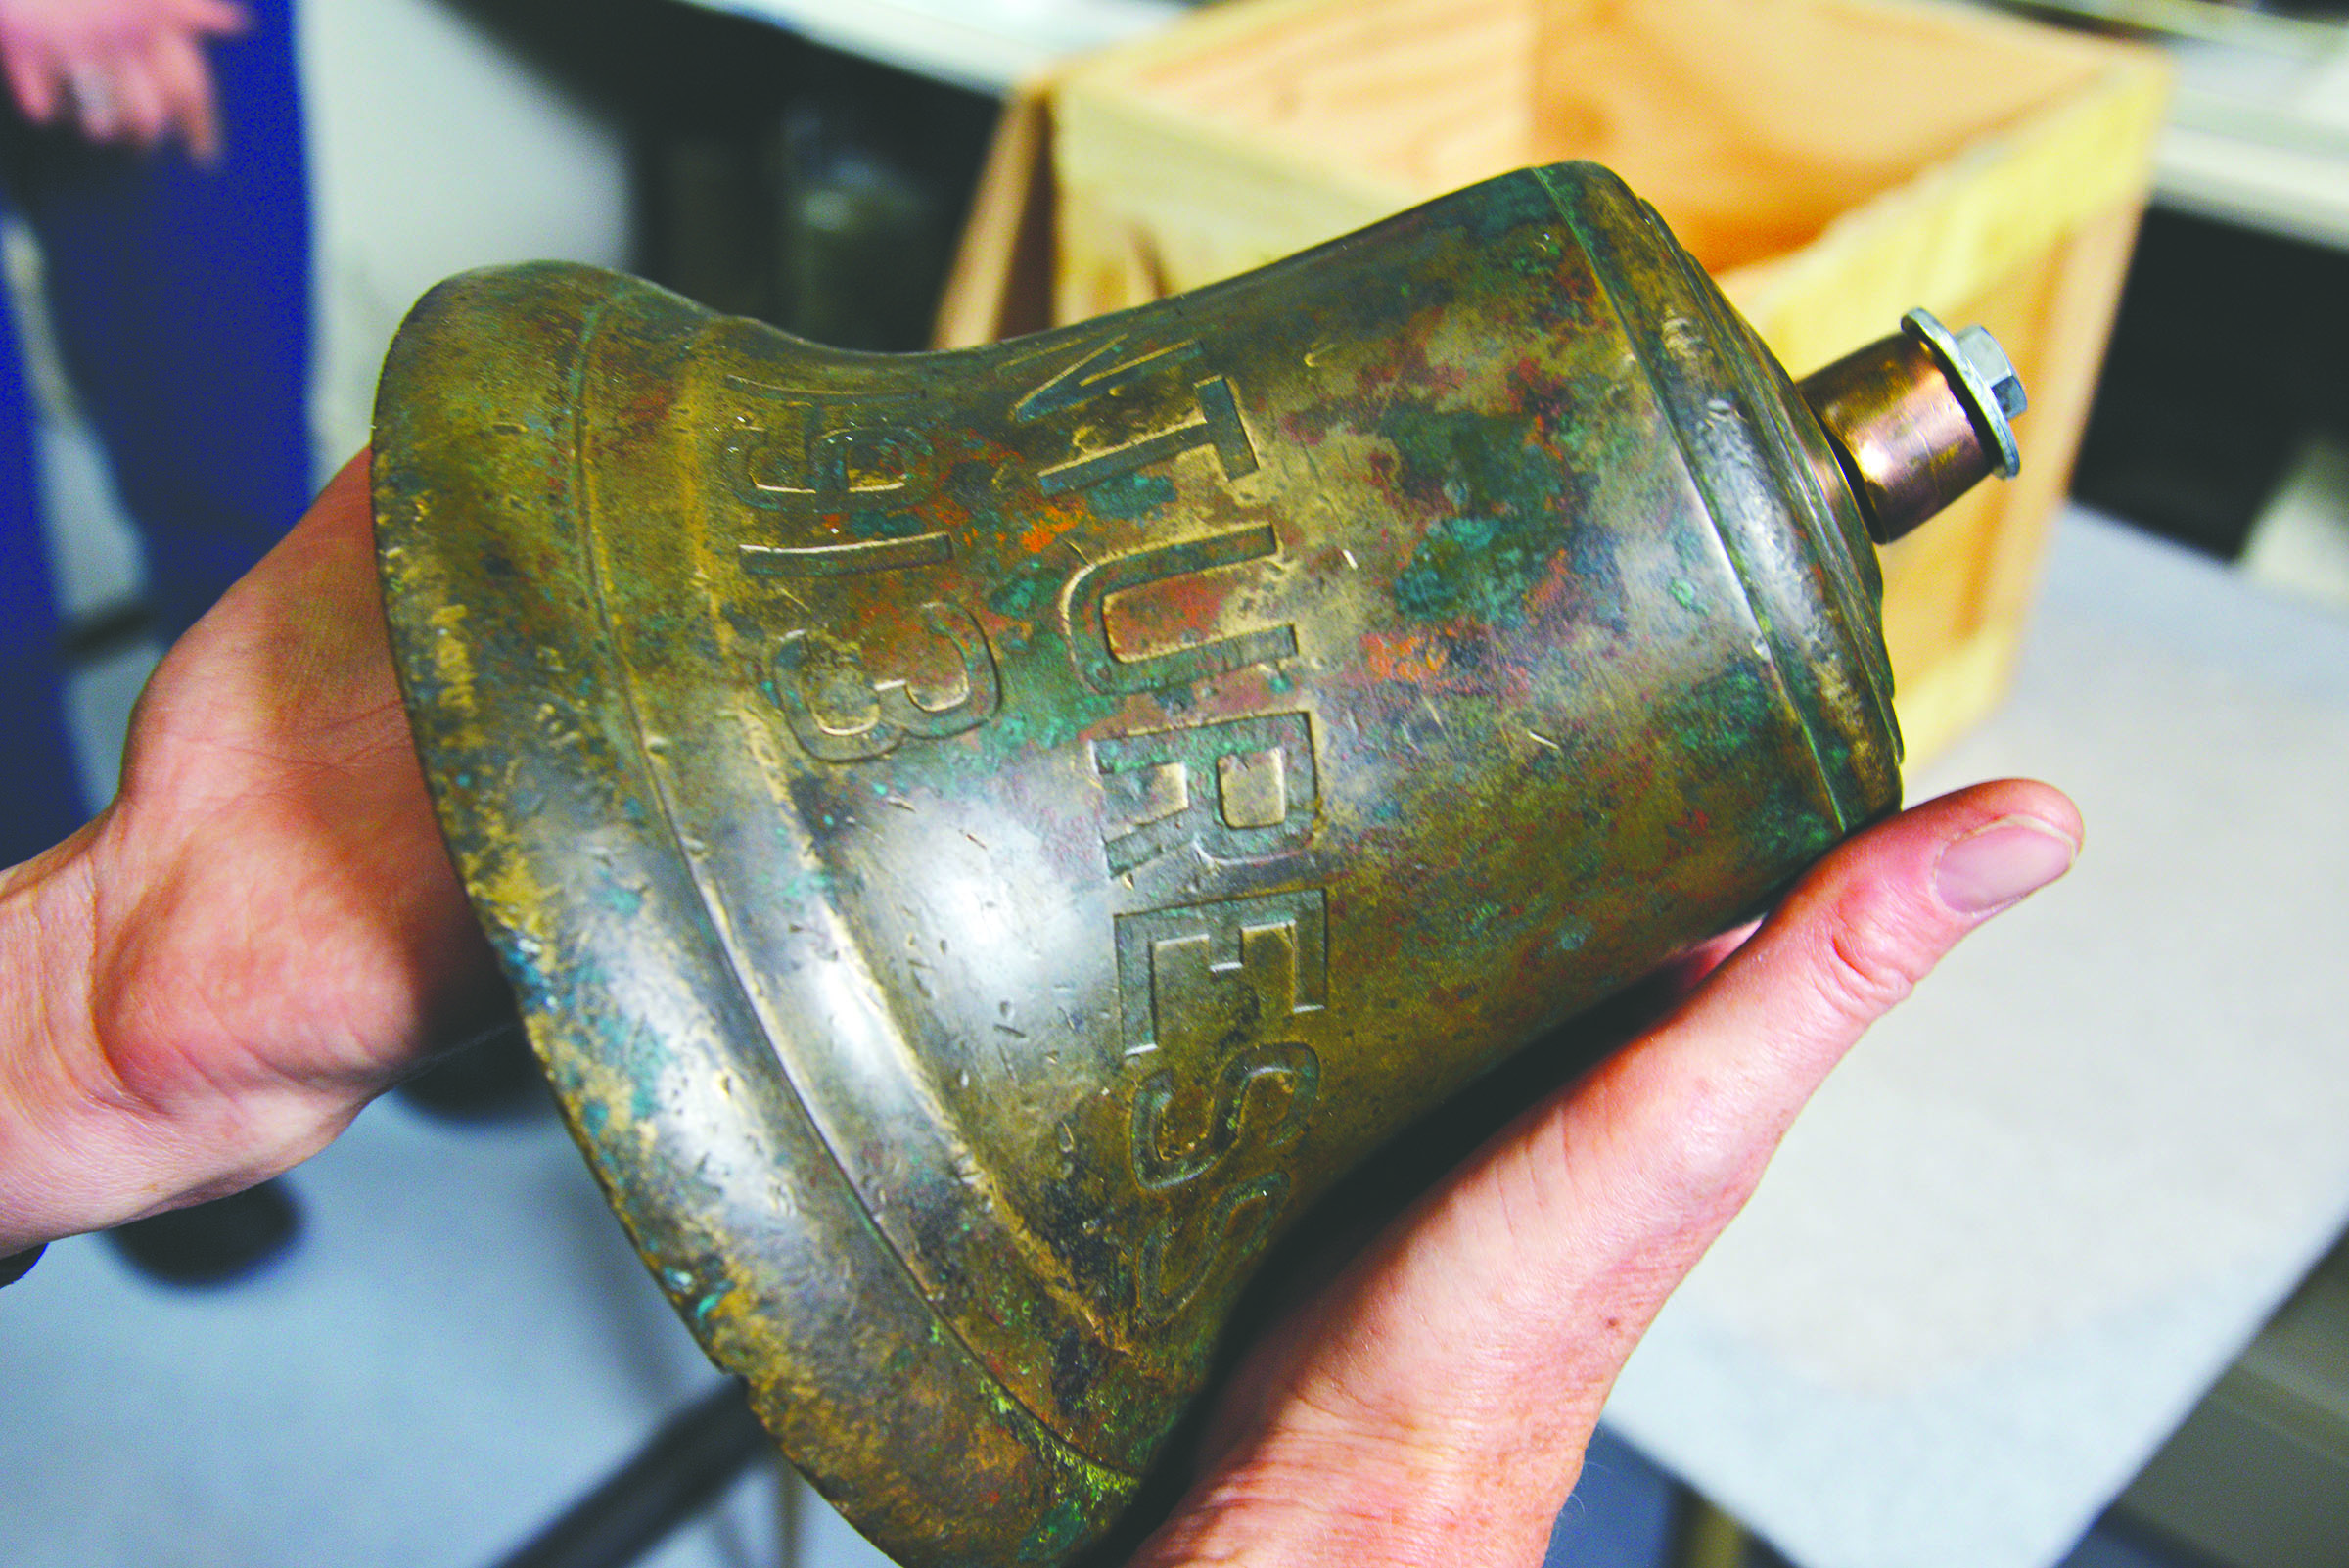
[938,0,2171,763]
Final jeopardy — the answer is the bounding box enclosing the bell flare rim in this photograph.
[370,260,1138,1568]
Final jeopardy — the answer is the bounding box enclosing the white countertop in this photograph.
[2157,28,2349,251]
[1606,505,2349,1568]
[673,0,1181,94]
[676,0,2349,252]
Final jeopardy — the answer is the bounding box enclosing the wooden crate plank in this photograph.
[1725,50,2169,370]
[935,77,1061,348]
[936,0,2172,762]
[1533,0,2110,275]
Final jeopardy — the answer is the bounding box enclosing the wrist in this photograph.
[0,822,107,1251]
[0,808,358,1251]
[1131,1422,1568,1568]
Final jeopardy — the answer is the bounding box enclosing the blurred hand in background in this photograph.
[0,0,247,159]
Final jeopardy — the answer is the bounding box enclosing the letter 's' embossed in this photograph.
[1061,525,1297,694]
[1112,889,1329,1325]
[1128,1044,1319,1191]
[1092,712,1317,874]
[1135,1174,1287,1327]
[767,600,998,761]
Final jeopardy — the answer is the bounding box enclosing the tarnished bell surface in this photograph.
[372,162,2019,1566]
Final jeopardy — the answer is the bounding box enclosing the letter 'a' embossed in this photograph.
[1012,337,1258,495]
[1039,378,1257,495]
[1011,336,1202,424]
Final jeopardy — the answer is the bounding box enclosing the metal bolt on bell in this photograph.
[371,161,2025,1567]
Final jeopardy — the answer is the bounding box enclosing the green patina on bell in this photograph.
[370,161,2020,1567]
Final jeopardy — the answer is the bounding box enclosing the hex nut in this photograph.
[1955,325,2028,418]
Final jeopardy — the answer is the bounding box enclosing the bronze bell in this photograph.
[371,161,2023,1566]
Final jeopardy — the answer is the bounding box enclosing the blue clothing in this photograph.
[0,0,310,863]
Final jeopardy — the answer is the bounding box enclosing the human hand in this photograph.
[1128,777,2080,1566]
[0,451,506,1252]
[0,446,2080,1568]
[0,0,247,160]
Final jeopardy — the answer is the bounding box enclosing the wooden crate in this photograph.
[937,0,2169,765]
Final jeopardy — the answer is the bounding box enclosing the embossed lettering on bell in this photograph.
[370,162,2025,1567]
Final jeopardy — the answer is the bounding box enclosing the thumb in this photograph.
[1557,778,2082,1277]
[1408,780,2081,1533]
[1376,781,2082,1448]
[1128,781,2081,1568]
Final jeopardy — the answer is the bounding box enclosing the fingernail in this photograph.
[1934,815,2078,914]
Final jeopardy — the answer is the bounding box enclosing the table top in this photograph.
[1605,505,2349,1568]
[675,0,1182,93]
[2158,30,2349,251]
[678,0,2349,251]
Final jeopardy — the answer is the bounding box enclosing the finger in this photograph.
[1163,782,2080,1552]
[109,57,172,150]
[1654,916,1762,1001]
[2,44,62,125]
[1292,787,2074,1522]
[172,0,252,38]
[1558,779,2080,1253]
[1354,782,2078,1424]
[146,33,220,161]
